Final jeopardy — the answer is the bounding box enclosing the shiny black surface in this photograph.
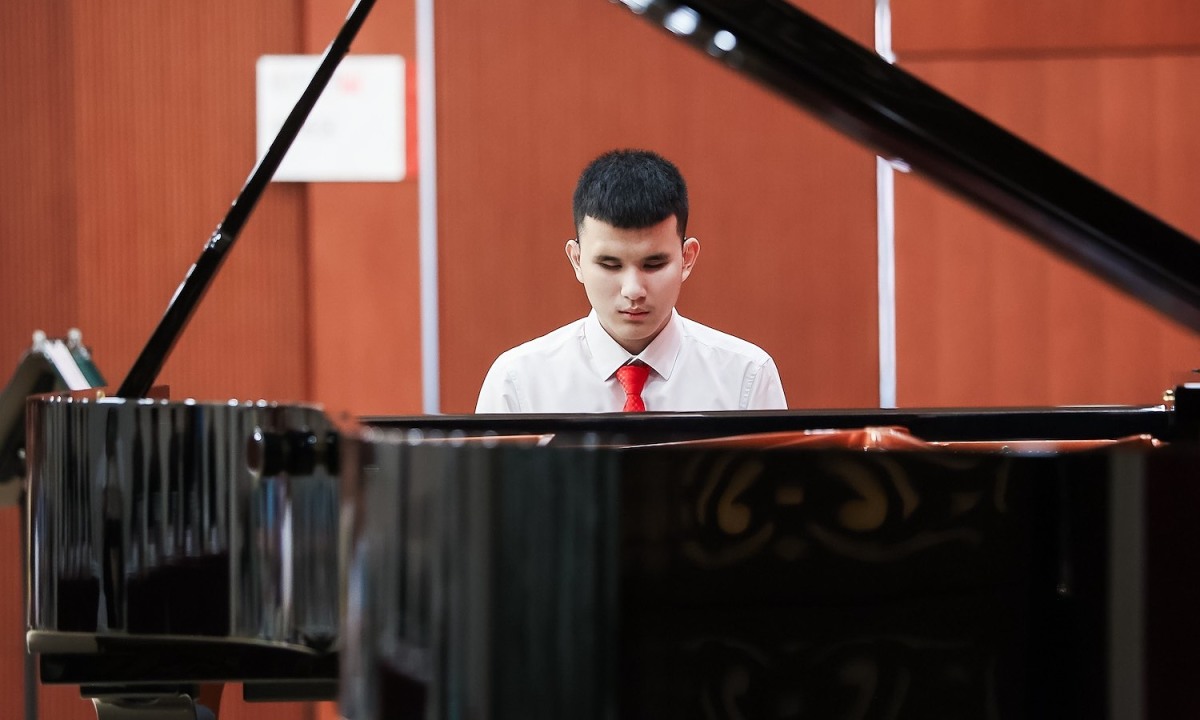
[617,0,1200,332]
[363,404,1175,442]
[26,396,341,701]
[41,640,338,689]
[339,431,1200,719]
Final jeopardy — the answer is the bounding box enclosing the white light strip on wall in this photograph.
[874,0,898,409]
[417,0,441,413]
[876,157,897,409]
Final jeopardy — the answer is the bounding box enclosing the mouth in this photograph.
[620,309,650,321]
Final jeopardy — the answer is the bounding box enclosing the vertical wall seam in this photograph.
[875,0,898,409]
[417,0,440,414]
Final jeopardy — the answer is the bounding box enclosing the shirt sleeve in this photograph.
[475,355,520,413]
[746,358,788,410]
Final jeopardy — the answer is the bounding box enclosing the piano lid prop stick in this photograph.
[115,0,378,398]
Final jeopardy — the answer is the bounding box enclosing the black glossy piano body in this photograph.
[26,400,1200,717]
[25,396,342,706]
[335,407,1200,719]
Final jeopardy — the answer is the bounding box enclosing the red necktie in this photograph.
[616,363,650,412]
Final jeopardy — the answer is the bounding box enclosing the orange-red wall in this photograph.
[2,0,1199,717]
[892,0,1200,406]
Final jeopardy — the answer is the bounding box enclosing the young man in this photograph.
[475,149,787,413]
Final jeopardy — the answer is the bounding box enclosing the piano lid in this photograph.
[616,0,1200,334]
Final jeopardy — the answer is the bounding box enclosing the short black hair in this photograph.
[572,149,688,239]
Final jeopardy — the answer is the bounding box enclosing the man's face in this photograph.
[566,215,700,355]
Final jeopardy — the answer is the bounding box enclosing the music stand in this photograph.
[1,330,104,505]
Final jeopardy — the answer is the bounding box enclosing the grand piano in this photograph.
[21,0,1200,718]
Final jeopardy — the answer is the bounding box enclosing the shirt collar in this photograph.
[584,309,683,380]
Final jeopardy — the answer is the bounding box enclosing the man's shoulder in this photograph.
[491,317,588,369]
[676,314,775,363]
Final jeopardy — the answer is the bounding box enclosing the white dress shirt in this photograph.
[475,310,787,413]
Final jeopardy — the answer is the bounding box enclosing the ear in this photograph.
[565,238,584,283]
[680,237,700,281]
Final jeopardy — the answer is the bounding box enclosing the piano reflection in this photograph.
[21,0,1200,719]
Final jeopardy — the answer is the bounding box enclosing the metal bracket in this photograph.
[90,694,216,720]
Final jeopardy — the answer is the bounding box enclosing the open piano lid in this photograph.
[614,0,1200,335]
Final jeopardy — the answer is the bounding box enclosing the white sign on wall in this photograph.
[256,54,406,182]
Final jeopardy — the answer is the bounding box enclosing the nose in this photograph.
[621,268,647,302]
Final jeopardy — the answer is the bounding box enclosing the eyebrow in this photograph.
[594,253,670,263]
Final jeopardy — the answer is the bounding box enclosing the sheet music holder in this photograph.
[0,331,104,506]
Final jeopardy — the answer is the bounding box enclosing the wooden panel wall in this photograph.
[303,0,423,418]
[895,0,1200,54]
[433,0,881,413]
[891,3,1200,406]
[0,9,77,716]
[66,1,312,406]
